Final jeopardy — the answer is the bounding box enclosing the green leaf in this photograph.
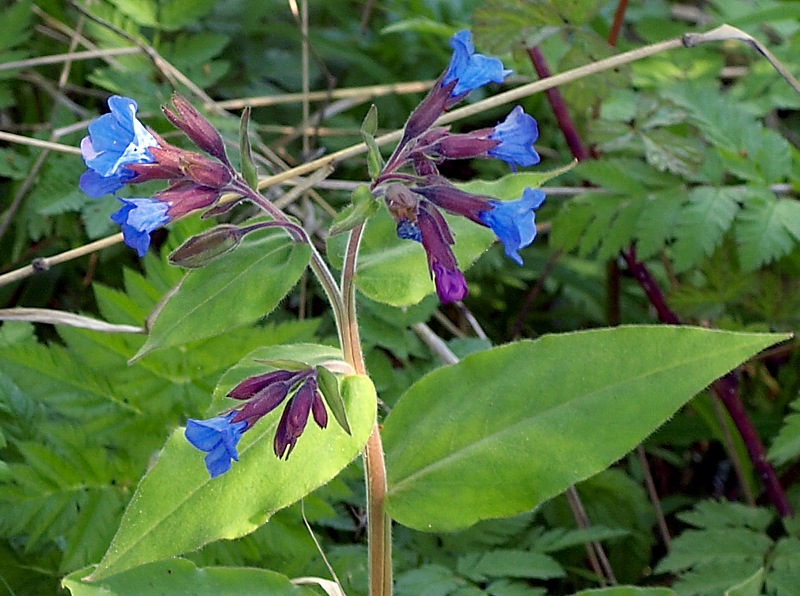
[0,0,32,52]
[655,528,772,573]
[634,190,683,260]
[327,205,494,307]
[671,186,741,273]
[315,365,351,435]
[361,105,384,180]
[329,185,379,236]
[457,549,564,582]
[106,0,158,28]
[63,559,314,595]
[456,163,575,199]
[239,107,258,190]
[725,567,764,596]
[383,326,788,531]
[768,395,800,466]
[88,344,376,580]
[159,0,217,31]
[677,500,774,532]
[735,192,800,272]
[573,588,675,596]
[133,229,310,359]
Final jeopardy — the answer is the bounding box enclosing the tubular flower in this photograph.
[418,204,468,304]
[184,412,247,479]
[443,30,511,99]
[479,188,546,265]
[186,368,332,477]
[487,106,540,169]
[79,96,158,197]
[274,377,328,460]
[400,30,511,144]
[110,198,170,257]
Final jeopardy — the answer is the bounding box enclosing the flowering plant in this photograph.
[61,27,789,596]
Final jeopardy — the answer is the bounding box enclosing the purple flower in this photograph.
[274,377,328,459]
[488,106,540,170]
[185,412,247,478]
[443,30,511,98]
[418,204,468,304]
[479,188,546,265]
[110,198,170,257]
[79,96,158,197]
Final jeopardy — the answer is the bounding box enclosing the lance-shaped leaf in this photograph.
[361,104,384,180]
[88,344,376,581]
[383,326,789,532]
[315,364,351,435]
[239,106,259,190]
[133,229,310,359]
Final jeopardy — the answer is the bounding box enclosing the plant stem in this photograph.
[342,223,392,595]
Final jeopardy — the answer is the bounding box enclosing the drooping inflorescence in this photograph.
[371,29,546,303]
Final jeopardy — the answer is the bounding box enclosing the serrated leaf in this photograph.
[384,326,787,531]
[89,345,376,580]
[677,500,775,532]
[106,0,158,27]
[473,0,564,54]
[315,365,351,435]
[634,190,683,260]
[457,549,564,582]
[655,528,772,573]
[63,559,314,595]
[159,0,217,31]
[573,588,675,596]
[671,186,741,273]
[768,396,800,466]
[0,0,33,52]
[725,567,764,596]
[134,229,310,359]
[735,193,800,271]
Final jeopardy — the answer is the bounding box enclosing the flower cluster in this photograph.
[185,368,329,478]
[79,94,234,256]
[373,30,546,303]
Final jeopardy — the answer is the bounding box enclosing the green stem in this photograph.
[232,179,347,350]
[342,223,392,595]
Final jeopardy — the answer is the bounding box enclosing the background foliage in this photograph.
[2,0,800,594]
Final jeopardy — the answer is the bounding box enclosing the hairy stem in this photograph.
[342,223,392,595]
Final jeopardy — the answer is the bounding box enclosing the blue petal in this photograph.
[443,30,511,97]
[479,188,546,265]
[111,198,170,257]
[79,168,129,198]
[185,413,247,478]
[489,106,541,169]
[396,218,422,242]
[204,445,234,478]
[81,95,157,179]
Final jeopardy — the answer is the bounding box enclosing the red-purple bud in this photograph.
[164,93,228,162]
[228,370,300,399]
[311,385,328,429]
[415,181,491,225]
[178,153,232,188]
[156,181,220,218]
[232,382,291,425]
[274,380,316,459]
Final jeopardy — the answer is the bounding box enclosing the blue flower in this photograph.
[79,96,158,197]
[442,30,511,97]
[479,188,546,265]
[489,106,541,170]
[396,218,422,242]
[110,198,170,257]
[185,412,248,478]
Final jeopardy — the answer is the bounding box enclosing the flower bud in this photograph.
[164,93,228,162]
[168,225,244,268]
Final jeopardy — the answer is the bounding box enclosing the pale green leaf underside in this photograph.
[383,326,787,531]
